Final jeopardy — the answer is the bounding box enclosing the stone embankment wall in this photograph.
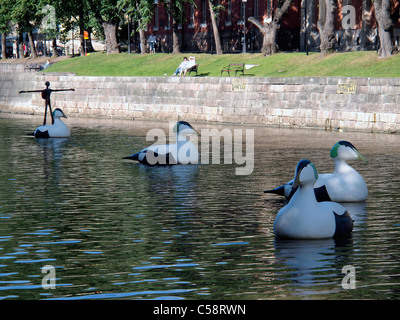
[0,63,36,113]
[1,62,400,133]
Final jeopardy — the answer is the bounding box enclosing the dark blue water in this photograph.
[0,114,399,300]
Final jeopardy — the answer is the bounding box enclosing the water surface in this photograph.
[0,114,399,300]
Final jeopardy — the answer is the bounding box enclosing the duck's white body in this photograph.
[265,141,368,202]
[124,121,199,165]
[34,109,70,138]
[127,140,199,165]
[273,160,354,239]
[314,158,367,202]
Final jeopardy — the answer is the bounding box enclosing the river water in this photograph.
[0,114,399,300]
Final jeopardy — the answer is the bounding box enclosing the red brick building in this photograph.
[144,0,400,53]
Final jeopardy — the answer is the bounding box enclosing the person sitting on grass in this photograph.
[180,56,196,77]
[172,57,189,77]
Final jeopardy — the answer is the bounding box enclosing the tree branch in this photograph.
[274,0,294,22]
[248,16,265,32]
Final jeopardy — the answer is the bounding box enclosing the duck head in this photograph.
[292,159,318,189]
[173,121,197,141]
[330,141,367,162]
[53,108,67,119]
[174,121,196,134]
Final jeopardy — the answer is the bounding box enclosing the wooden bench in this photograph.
[220,63,245,77]
[187,64,199,76]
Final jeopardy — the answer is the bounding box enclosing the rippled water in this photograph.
[0,114,399,300]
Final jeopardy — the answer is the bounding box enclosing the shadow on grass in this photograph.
[219,74,255,77]
[194,72,210,77]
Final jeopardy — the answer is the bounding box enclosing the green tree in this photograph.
[208,0,223,55]
[41,0,78,56]
[50,0,98,56]
[11,0,44,58]
[160,0,195,54]
[39,1,61,57]
[118,0,154,54]
[88,0,121,54]
[119,0,195,54]
[162,0,182,54]
[136,0,155,53]
[0,0,13,59]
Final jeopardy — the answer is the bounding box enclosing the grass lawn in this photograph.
[40,50,400,78]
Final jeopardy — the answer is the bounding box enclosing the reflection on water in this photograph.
[0,114,400,300]
[274,238,339,296]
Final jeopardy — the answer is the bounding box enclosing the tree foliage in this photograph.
[118,0,154,30]
[2,0,396,58]
[0,0,12,34]
[0,0,13,58]
[161,0,195,54]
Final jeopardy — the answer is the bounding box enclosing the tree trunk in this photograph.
[172,18,180,54]
[1,33,6,59]
[374,0,393,58]
[377,25,393,58]
[102,21,120,54]
[265,25,279,55]
[139,27,146,54]
[18,29,24,59]
[209,1,223,55]
[248,0,293,56]
[248,17,276,55]
[317,0,337,55]
[28,32,37,58]
[79,31,84,55]
[79,3,85,56]
[52,38,58,57]
[86,32,95,53]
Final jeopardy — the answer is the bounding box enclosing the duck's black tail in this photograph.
[264,184,297,200]
[264,185,286,196]
[333,211,354,237]
[32,130,50,138]
[123,152,139,161]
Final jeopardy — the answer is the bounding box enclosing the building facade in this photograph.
[144,0,400,54]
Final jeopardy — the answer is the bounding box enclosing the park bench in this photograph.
[187,64,199,76]
[220,63,245,77]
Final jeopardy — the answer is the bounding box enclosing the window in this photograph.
[254,0,259,19]
[201,0,207,27]
[164,10,170,30]
[225,0,232,26]
[189,3,195,28]
[154,4,159,30]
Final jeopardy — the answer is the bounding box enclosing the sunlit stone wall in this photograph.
[1,64,400,134]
